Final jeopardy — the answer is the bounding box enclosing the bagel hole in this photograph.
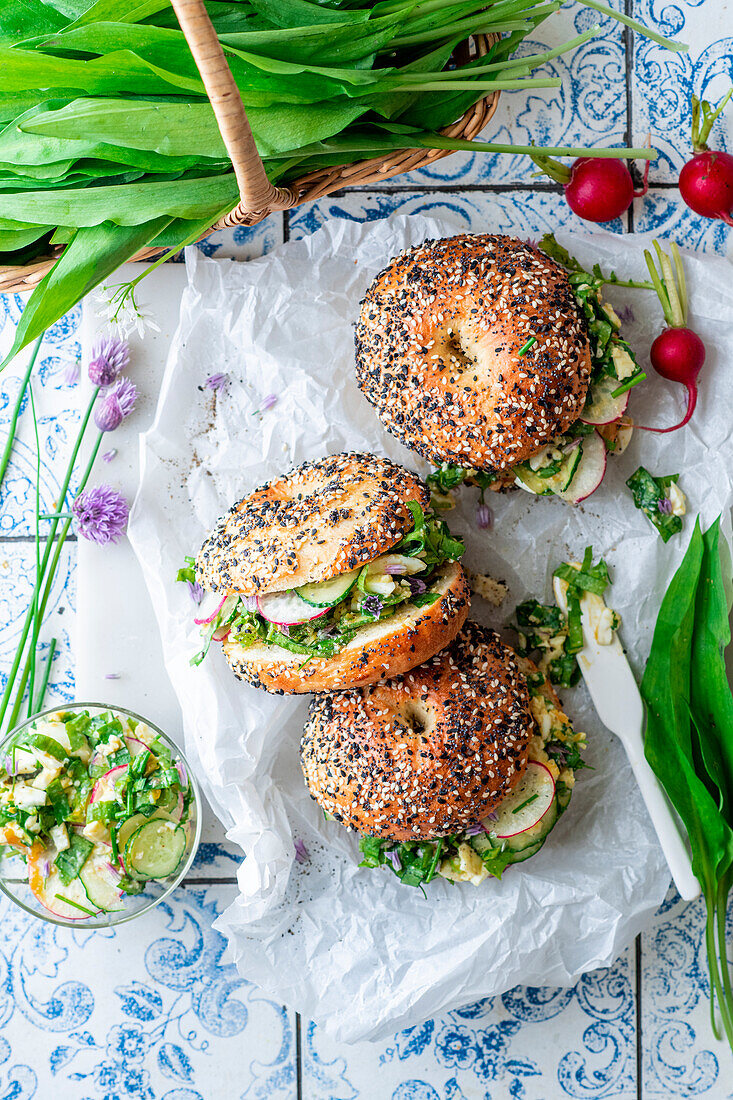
[444,328,477,376]
[398,702,431,736]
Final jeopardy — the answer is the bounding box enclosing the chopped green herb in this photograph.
[176,557,197,585]
[54,894,97,917]
[512,794,540,814]
[626,466,683,542]
[518,337,537,356]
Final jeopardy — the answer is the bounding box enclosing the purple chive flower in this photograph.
[409,576,427,596]
[71,485,129,545]
[88,336,129,387]
[187,580,204,605]
[262,393,278,410]
[243,595,259,613]
[104,673,121,680]
[102,449,117,463]
[485,810,498,823]
[384,563,407,575]
[658,496,674,515]
[387,849,402,872]
[205,372,229,392]
[464,823,486,837]
[616,304,635,325]
[294,839,309,864]
[476,502,493,530]
[546,740,569,760]
[94,377,137,432]
[363,594,383,617]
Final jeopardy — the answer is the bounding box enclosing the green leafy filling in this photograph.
[626,466,683,542]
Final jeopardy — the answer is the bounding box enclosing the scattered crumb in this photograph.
[467,571,507,607]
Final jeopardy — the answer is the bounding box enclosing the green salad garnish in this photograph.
[626,465,684,542]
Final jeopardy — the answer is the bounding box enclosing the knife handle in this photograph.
[624,739,700,901]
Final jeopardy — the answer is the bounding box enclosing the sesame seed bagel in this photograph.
[196,452,429,596]
[300,620,533,839]
[222,560,470,694]
[354,234,592,471]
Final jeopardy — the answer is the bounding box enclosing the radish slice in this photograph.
[580,376,629,425]
[89,764,128,805]
[487,762,556,839]
[555,431,607,504]
[124,736,149,757]
[28,855,98,920]
[256,590,328,626]
[194,593,226,625]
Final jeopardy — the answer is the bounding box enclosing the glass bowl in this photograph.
[0,702,201,928]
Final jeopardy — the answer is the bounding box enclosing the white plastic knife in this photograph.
[553,576,700,901]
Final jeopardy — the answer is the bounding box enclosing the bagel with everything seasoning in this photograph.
[181,452,470,693]
[355,233,642,507]
[301,622,586,887]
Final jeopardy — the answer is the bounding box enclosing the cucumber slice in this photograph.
[296,569,359,608]
[115,808,180,861]
[125,819,187,880]
[80,858,125,912]
[505,838,546,863]
[514,446,582,496]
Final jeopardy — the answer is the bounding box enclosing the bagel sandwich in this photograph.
[355,232,642,508]
[179,452,470,693]
[301,622,586,887]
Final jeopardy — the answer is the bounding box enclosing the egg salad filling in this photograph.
[179,501,464,666]
[358,660,586,889]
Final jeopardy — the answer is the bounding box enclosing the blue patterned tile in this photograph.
[193,212,284,260]
[0,541,74,700]
[641,887,733,1096]
[287,187,628,243]
[350,3,628,188]
[632,0,733,183]
[0,312,82,538]
[0,885,295,1099]
[304,950,637,1100]
[633,188,733,254]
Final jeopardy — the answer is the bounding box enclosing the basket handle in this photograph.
[170,0,294,224]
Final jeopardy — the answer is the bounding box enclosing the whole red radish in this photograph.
[679,90,733,227]
[530,147,652,223]
[635,240,705,434]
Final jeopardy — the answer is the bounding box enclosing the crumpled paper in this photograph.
[128,213,733,1043]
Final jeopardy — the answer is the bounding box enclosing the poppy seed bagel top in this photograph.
[300,621,533,840]
[196,452,430,596]
[354,234,591,470]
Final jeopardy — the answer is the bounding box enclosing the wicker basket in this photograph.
[0,0,499,294]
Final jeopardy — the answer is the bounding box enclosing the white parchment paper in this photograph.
[128,213,733,1042]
